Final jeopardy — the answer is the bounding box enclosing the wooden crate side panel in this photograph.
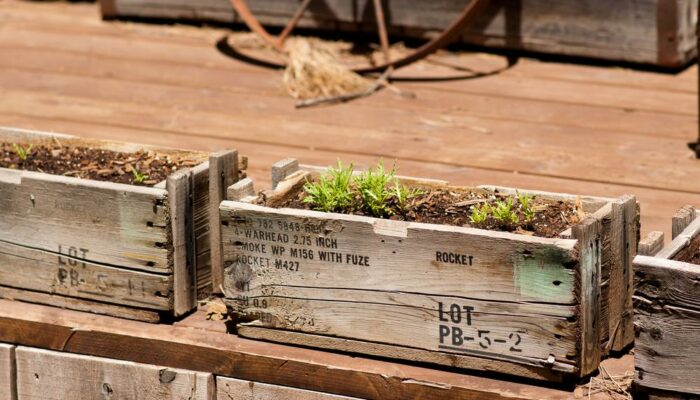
[216,376,364,400]
[0,240,171,310]
[192,161,212,300]
[634,256,700,395]
[0,170,169,273]
[221,202,582,373]
[0,344,16,400]
[0,286,161,322]
[220,202,579,304]
[15,347,214,400]
[102,0,696,66]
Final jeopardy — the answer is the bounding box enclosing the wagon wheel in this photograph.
[227,0,491,74]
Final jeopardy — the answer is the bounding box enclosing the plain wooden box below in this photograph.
[0,127,239,321]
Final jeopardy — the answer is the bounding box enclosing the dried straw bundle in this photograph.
[282,37,371,100]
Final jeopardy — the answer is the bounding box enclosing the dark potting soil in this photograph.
[1,142,201,186]
[672,234,700,265]
[269,184,584,239]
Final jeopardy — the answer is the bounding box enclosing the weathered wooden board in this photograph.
[0,344,15,400]
[99,0,698,67]
[217,376,363,400]
[0,169,169,273]
[15,346,214,400]
[221,199,594,379]
[0,240,171,310]
[209,150,239,295]
[634,256,700,396]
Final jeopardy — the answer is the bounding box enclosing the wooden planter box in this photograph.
[634,206,700,398]
[218,159,638,381]
[100,0,698,68]
[0,127,240,322]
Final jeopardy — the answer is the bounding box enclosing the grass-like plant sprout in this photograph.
[12,143,32,161]
[356,161,396,218]
[131,168,149,184]
[517,191,536,222]
[492,197,519,226]
[469,203,491,226]
[303,160,354,212]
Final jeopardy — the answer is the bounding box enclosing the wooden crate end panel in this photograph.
[209,149,239,295]
[168,169,196,316]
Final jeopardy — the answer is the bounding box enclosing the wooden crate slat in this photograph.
[217,376,364,400]
[0,344,15,400]
[0,240,171,310]
[0,286,161,322]
[0,170,169,273]
[192,161,212,300]
[15,347,214,400]
[209,150,239,295]
[168,168,195,316]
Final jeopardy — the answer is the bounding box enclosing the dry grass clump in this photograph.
[282,37,371,99]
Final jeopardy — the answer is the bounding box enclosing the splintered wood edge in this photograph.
[227,178,255,201]
[672,205,696,239]
[168,168,195,316]
[209,149,239,295]
[656,216,700,260]
[235,326,572,383]
[639,231,665,256]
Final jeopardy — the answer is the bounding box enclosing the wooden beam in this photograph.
[168,168,195,316]
[671,205,695,239]
[209,150,238,294]
[217,376,361,400]
[0,299,630,400]
[638,231,665,256]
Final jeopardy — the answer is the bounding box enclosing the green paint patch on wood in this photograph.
[512,247,575,304]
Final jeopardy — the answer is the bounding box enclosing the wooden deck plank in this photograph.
[0,84,697,195]
[0,299,633,400]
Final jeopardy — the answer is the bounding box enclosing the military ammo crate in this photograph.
[0,127,240,322]
[219,159,638,381]
[634,206,700,398]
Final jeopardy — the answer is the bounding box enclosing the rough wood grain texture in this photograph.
[0,344,16,400]
[217,376,363,400]
[271,158,299,190]
[0,240,171,310]
[220,200,587,379]
[227,178,255,201]
[638,231,665,256]
[609,195,638,352]
[570,217,602,376]
[0,286,161,322]
[15,347,214,400]
[0,300,635,400]
[192,161,213,301]
[209,150,239,294]
[168,168,195,316]
[657,216,700,260]
[634,255,700,395]
[672,205,696,239]
[99,0,698,67]
[0,169,169,273]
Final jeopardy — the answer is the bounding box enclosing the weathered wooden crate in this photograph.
[219,159,638,381]
[0,127,240,322]
[99,0,698,68]
[634,206,700,398]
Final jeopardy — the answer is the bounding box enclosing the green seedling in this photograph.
[492,197,519,226]
[469,202,491,226]
[517,191,536,222]
[303,160,354,213]
[12,144,32,161]
[392,179,423,212]
[132,168,148,184]
[355,161,397,218]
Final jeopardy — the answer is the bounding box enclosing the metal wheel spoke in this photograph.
[277,0,314,47]
[372,0,391,64]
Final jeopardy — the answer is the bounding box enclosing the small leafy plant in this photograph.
[492,197,519,226]
[517,191,536,222]
[356,161,396,218]
[131,168,148,184]
[12,144,32,161]
[303,160,354,213]
[469,203,491,226]
[393,180,422,213]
